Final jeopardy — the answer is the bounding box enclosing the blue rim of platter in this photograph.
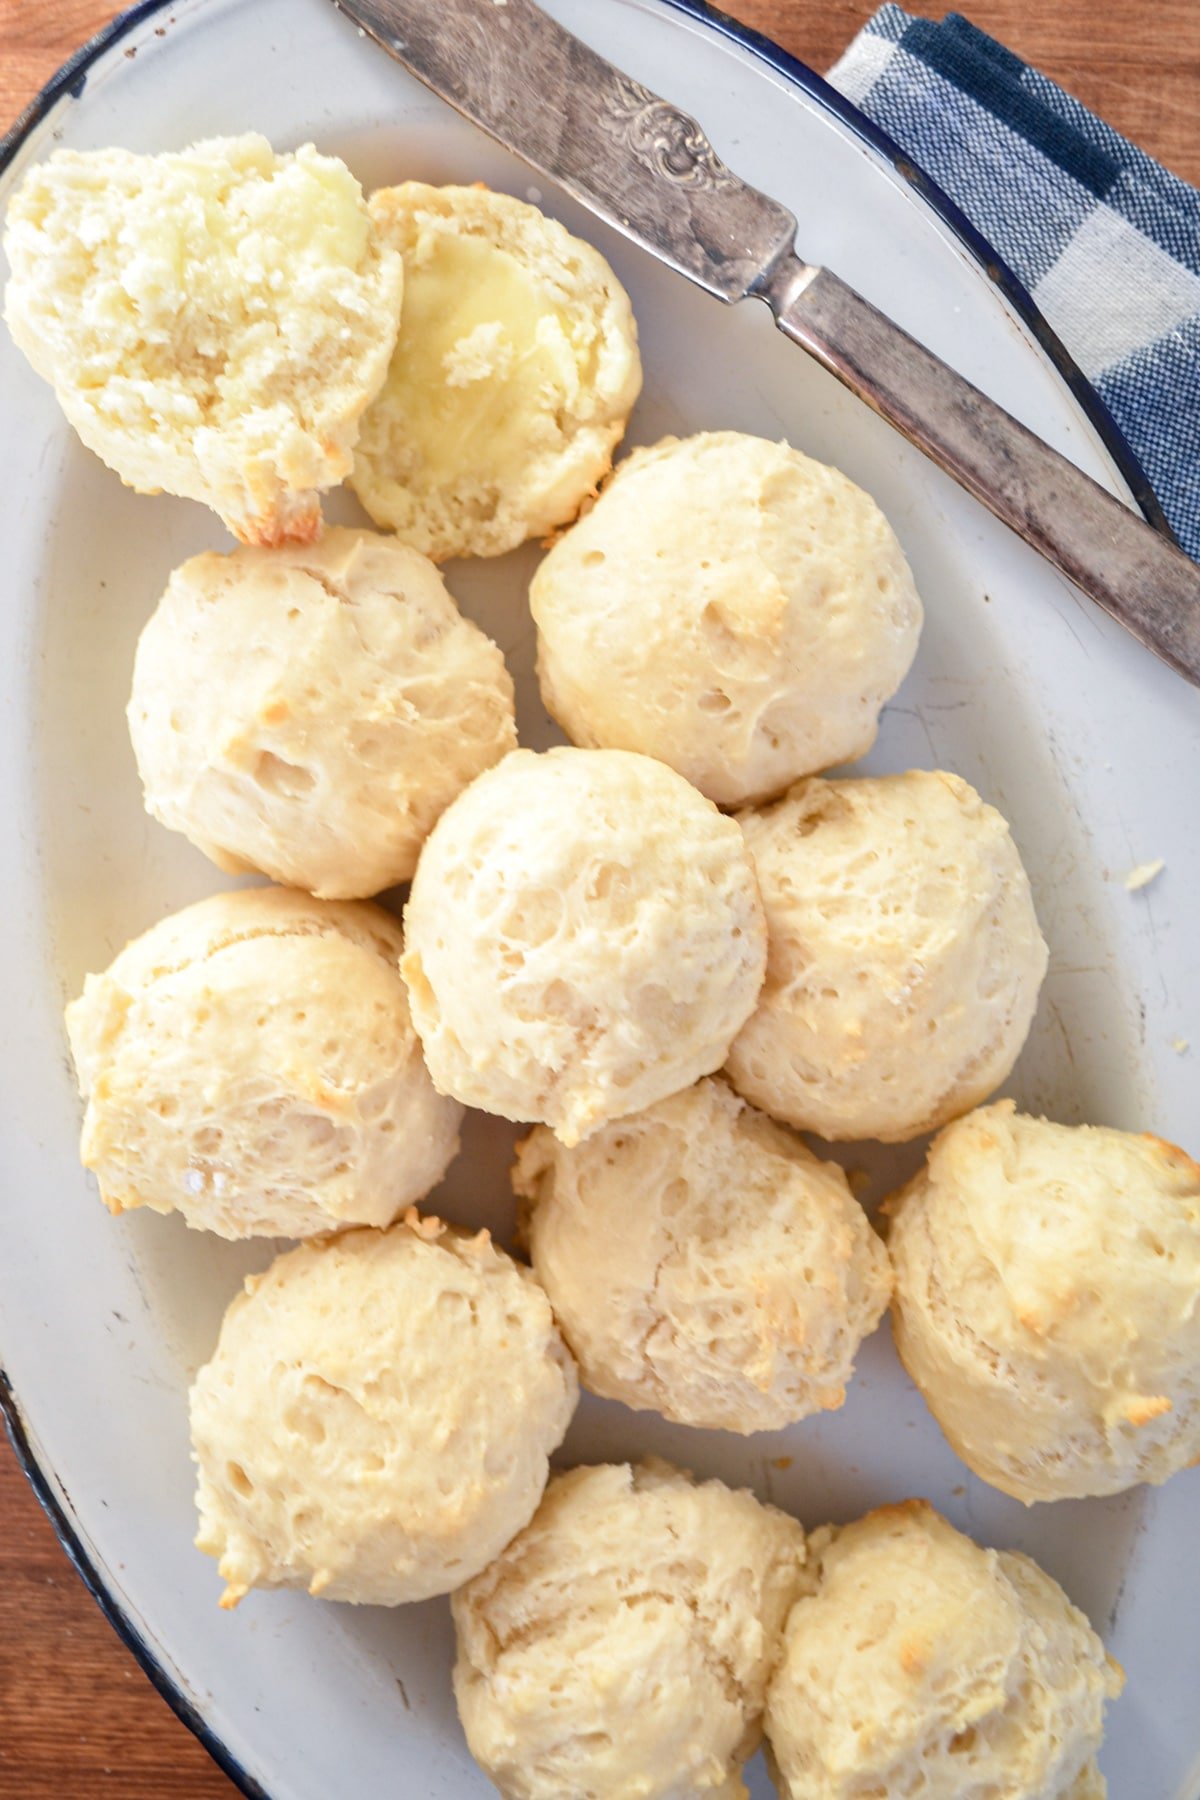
[0,0,1177,1794]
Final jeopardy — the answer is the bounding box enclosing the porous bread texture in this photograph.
[64,886,461,1238]
[515,1076,892,1432]
[190,1214,578,1607]
[350,182,641,558]
[725,771,1047,1142]
[128,528,516,899]
[887,1100,1200,1502]
[765,1501,1123,1800]
[452,1459,807,1800]
[402,747,767,1146]
[3,135,402,543]
[532,432,923,806]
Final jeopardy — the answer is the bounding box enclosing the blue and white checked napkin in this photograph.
[827,8,1200,560]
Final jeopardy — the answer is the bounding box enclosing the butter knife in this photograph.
[335,0,1200,686]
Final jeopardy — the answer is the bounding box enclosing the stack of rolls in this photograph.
[9,127,1190,1797]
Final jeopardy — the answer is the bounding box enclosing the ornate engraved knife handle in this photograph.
[599,73,740,191]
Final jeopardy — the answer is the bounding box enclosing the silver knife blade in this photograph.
[335,0,1200,686]
[336,0,800,300]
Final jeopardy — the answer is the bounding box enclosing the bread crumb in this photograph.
[402,1206,447,1241]
[1123,858,1165,891]
[443,321,513,388]
[1172,1037,1190,1055]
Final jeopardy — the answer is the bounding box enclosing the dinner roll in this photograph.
[128,528,516,898]
[351,183,641,558]
[402,748,766,1145]
[725,771,1047,1141]
[190,1214,577,1607]
[532,432,922,805]
[516,1077,892,1432]
[765,1501,1122,1800]
[3,136,402,544]
[64,887,461,1238]
[887,1101,1200,1502]
[453,1460,806,1800]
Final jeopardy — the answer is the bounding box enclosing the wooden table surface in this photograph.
[1,1,1197,1794]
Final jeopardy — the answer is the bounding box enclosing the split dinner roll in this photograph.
[765,1501,1122,1800]
[64,887,461,1239]
[351,183,641,559]
[3,136,402,544]
[128,528,516,898]
[887,1101,1200,1502]
[515,1077,892,1432]
[190,1215,578,1607]
[452,1460,806,1800]
[725,771,1047,1142]
[531,432,923,806]
[402,748,767,1146]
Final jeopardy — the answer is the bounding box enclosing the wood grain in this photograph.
[1,1,1197,1794]
[3,0,1199,180]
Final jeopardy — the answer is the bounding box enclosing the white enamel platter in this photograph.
[1,0,1198,1793]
